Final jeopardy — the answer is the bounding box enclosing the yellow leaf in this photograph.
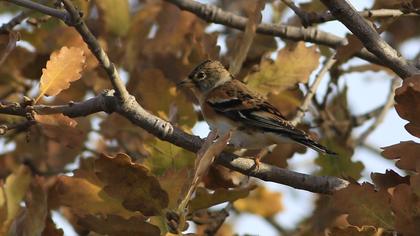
[95,0,130,36]
[234,185,283,217]
[36,46,85,103]
[247,42,320,95]
[0,166,32,234]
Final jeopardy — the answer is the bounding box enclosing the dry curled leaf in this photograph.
[36,46,85,103]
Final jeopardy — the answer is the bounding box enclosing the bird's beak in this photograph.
[176,78,193,88]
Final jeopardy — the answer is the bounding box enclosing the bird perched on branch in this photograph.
[178,60,336,163]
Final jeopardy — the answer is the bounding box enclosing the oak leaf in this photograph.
[246,42,320,95]
[371,169,409,190]
[78,214,160,236]
[234,185,283,217]
[95,0,130,36]
[391,184,420,236]
[381,141,420,171]
[95,153,169,216]
[8,178,47,236]
[190,185,256,212]
[332,183,394,229]
[36,46,85,103]
[394,75,420,138]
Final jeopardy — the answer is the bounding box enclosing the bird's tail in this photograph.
[293,136,337,156]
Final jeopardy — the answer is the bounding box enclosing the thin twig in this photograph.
[0,10,31,33]
[320,0,419,78]
[281,0,311,27]
[60,0,130,100]
[291,55,337,126]
[355,78,400,145]
[351,105,384,127]
[5,0,68,21]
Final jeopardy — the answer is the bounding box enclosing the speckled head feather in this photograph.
[188,60,232,94]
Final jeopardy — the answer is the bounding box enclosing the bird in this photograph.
[178,60,336,162]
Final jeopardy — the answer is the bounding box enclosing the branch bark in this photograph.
[320,0,420,79]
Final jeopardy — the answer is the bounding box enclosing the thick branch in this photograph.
[0,92,349,194]
[320,0,420,78]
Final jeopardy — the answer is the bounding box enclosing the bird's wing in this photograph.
[206,80,305,137]
[205,80,336,155]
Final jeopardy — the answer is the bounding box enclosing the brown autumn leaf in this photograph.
[381,141,420,171]
[335,34,364,63]
[246,42,320,95]
[95,153,169,216]
[193,131,231,188]
[391,184,420,236]
[180,131,231,213]
[49,175,136,217]
[34,113,83,149]
[0,31,18,66]
[34,113,77,128]
[234,185,283,217]
[189,185,256,212]
[78,214,160,236]
[229,0,264,76]
[371,169,410,190]
[49,158,137,218]
[158,168,190,209]
[394,75,420,138]
[203,165,243,190]
[135,68,196,129]
[36,46,86,103]
[8,178,47,236]
[331,183,394,229]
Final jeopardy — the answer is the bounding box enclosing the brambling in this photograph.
[178,60,336,159]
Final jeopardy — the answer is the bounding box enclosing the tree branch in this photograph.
[165,0,386,66]
[0,91,349,194]
[309,8,420,25]
[5,0,350,194]
[355,78,399,145]
[320,0,420,79]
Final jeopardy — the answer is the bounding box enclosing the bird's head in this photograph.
[177,60,232,95]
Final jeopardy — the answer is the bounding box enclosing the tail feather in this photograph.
[294,137,337,156]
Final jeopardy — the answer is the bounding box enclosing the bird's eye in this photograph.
[196,71,206,80]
